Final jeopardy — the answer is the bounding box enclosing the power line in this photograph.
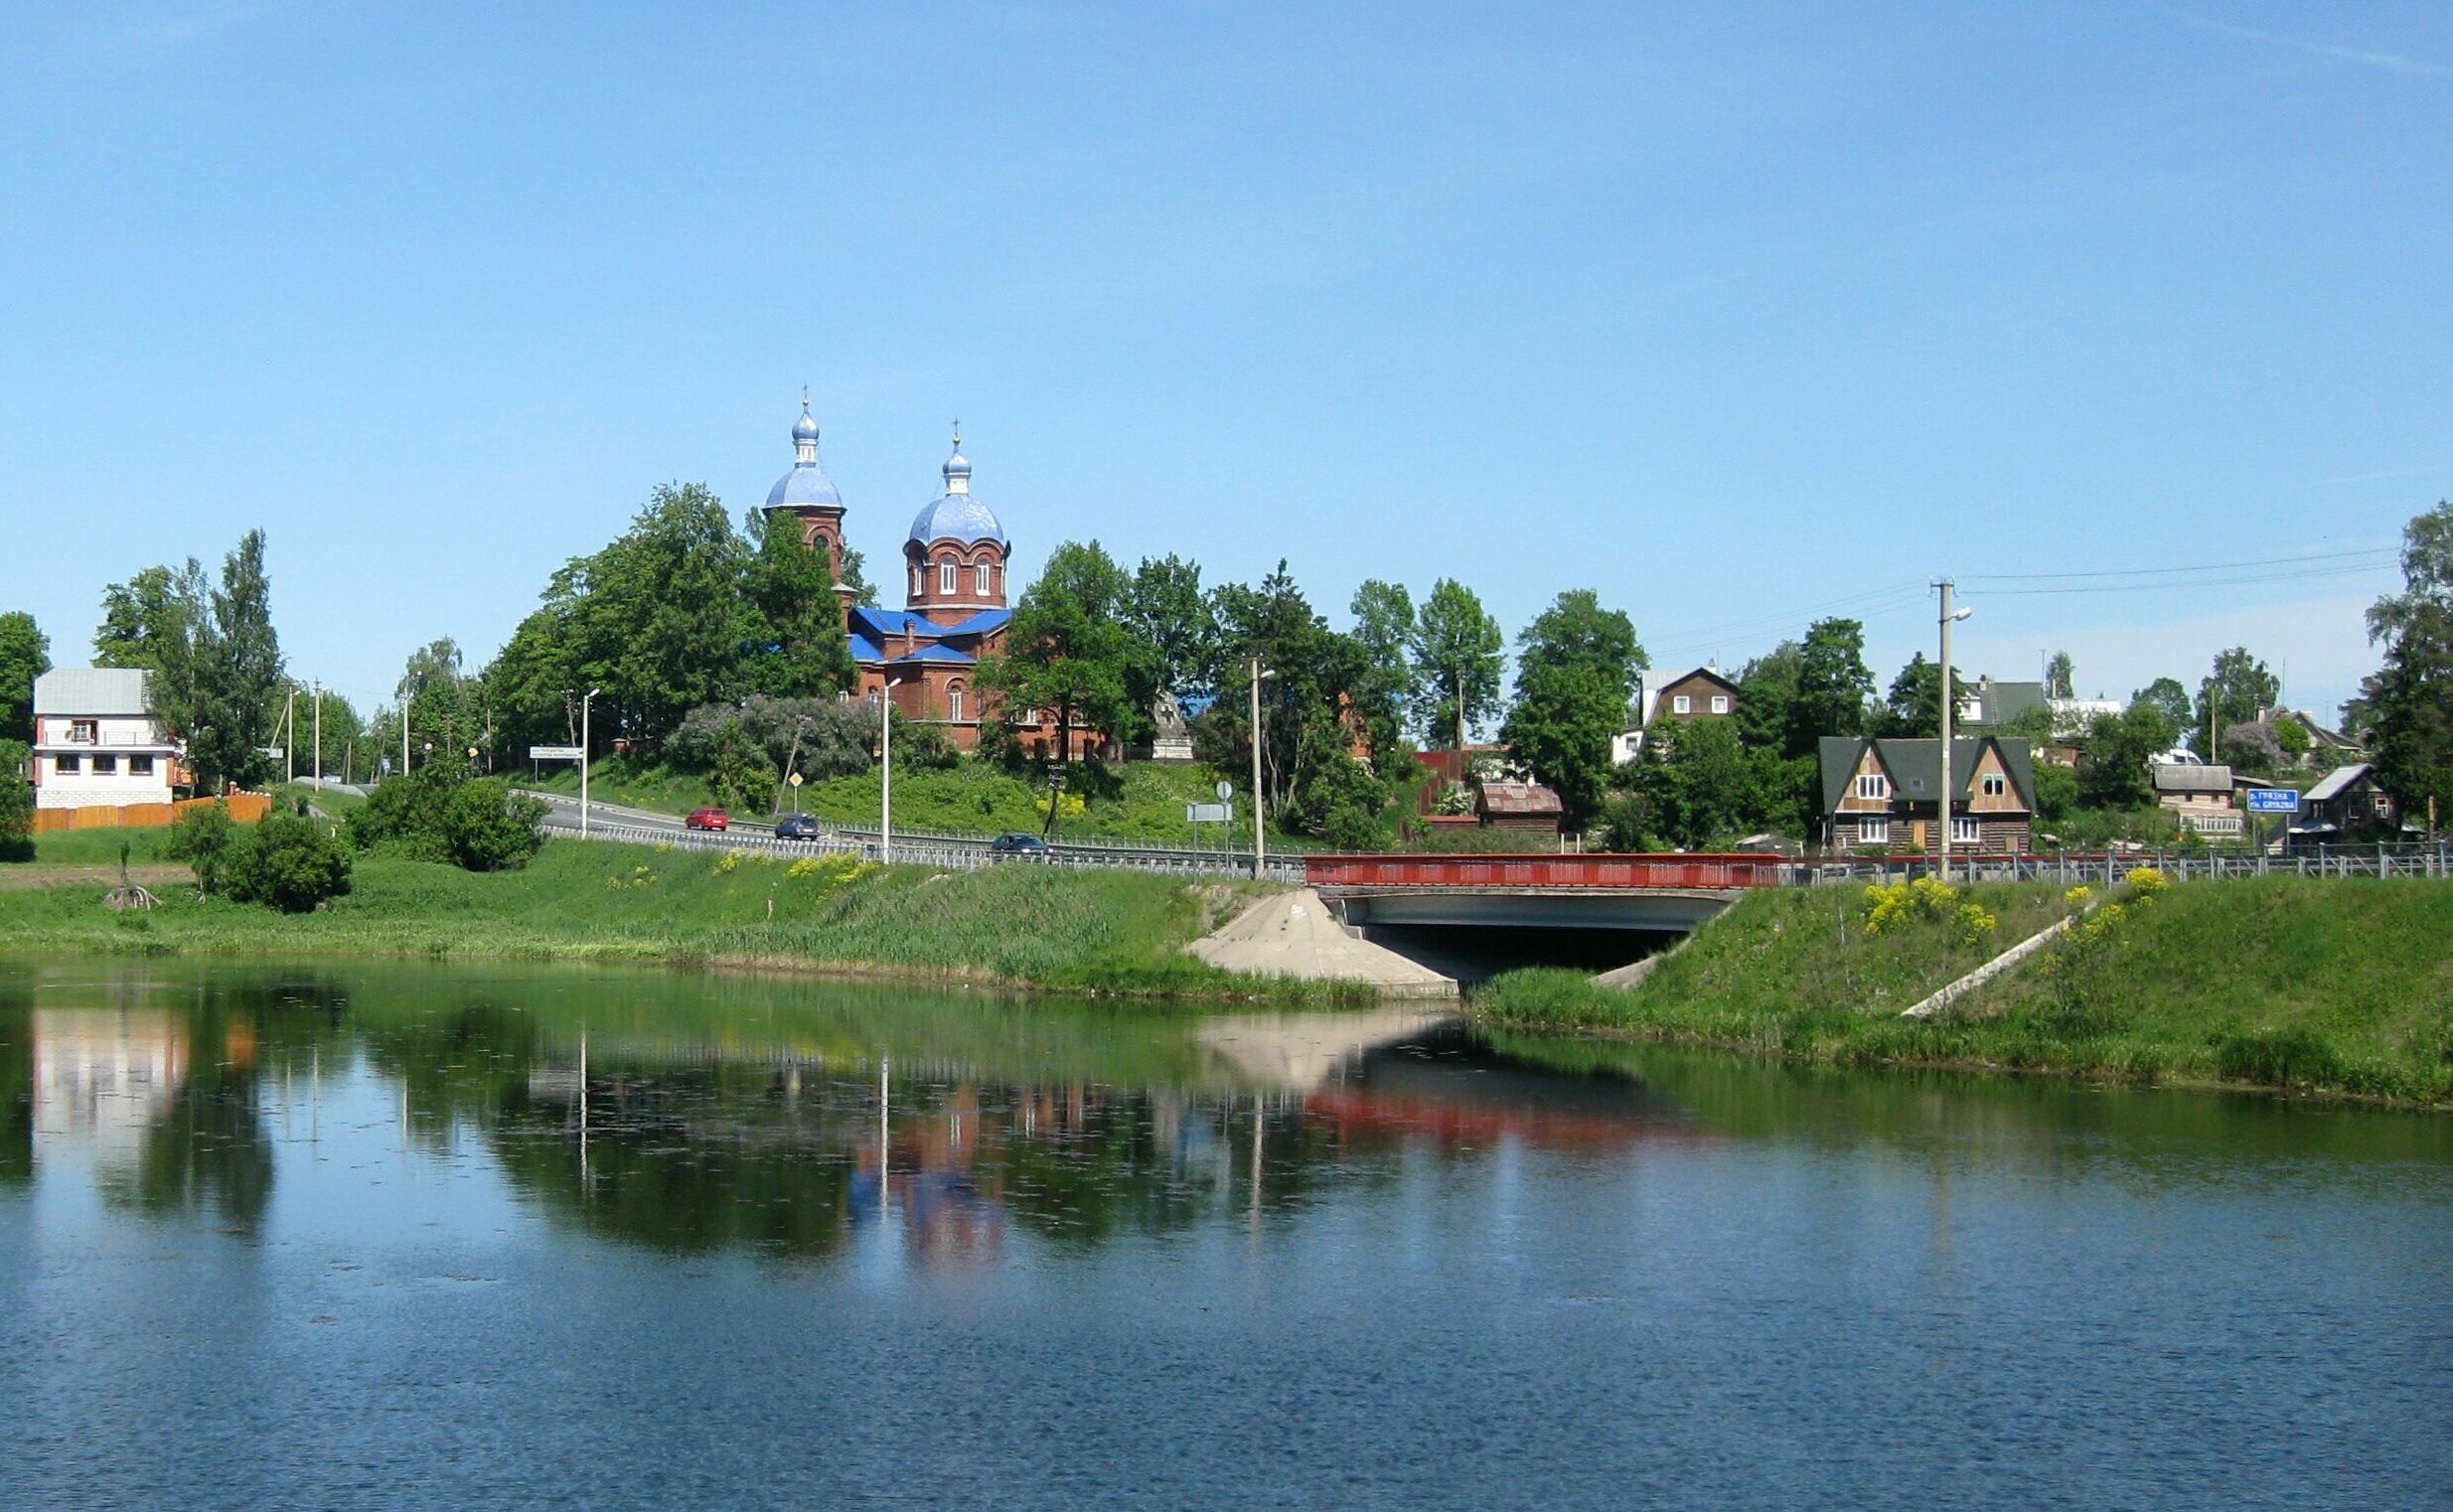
[1975,562,2394,597]
[1961,545,2394,582]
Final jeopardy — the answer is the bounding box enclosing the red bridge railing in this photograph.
[1304,852,1795,891]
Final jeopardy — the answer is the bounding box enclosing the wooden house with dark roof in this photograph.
[1817,735,2037,854]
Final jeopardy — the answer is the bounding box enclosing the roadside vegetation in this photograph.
[0,834,1350,1001]
[1477,872,2453,1107]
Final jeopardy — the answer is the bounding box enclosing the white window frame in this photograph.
[1710,694,1730,714]
[975,561,992,595]
[1952,817,1980,843]
[948,685,965,722]
[1858,819,1889,846]
[940,559,957,594]
[55,754,80,775]
[1981,773,2006,798]
[1672,694,1691,714]
[1855,773,1889,801]
[910,564,922,597]
[129,754,155,777]
[92,754,118,776]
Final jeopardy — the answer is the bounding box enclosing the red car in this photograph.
[685,807,730,832]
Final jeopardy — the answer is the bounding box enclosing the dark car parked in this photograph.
[988,832,1052,856]
[775,814,823,840]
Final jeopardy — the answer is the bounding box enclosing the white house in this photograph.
[31,668,184,811]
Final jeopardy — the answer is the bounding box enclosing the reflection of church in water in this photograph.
[764,400,1103,757]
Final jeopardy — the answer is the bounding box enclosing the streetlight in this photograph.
[1937,581,1972,884]
[1249,657,1278,880]
[580,687,601,838]
[875,673,914,863]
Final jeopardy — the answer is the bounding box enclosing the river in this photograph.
[1,958,2447,1510]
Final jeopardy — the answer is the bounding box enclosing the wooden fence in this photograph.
[31,792,274,833]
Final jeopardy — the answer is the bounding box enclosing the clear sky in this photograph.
[3,1,2446,722]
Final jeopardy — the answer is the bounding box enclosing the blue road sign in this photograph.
[2245,788,2301,814]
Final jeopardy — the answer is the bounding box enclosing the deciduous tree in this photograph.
[1408,579,1503,748]
[1500,590,1644,829]
[0,612,49,744]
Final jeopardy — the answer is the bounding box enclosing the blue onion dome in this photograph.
[907,433,1005,546]
[767,395,843,508]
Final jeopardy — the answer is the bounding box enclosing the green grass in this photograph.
[1474,876,2453,1108]
[19,824,186,867]
[526,754,1315,849]
[0,834,1358,1002]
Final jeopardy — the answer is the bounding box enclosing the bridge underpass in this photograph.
[1321,888,1741,983]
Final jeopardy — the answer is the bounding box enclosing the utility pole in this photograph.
[1456,665,1466,755]
[880,682,892,865]
[284,684,295,785]
[1936,580,1971,884]
[312,680,322,786]
[401,692,412,779]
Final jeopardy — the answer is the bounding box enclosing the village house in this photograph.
[1817,735,2037,854]
[2290,764,2405,847]
[1611,666,1738,765]
[2150,762,2250,839]
[30,668,185,812]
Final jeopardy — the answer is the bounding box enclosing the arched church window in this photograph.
[948,683,965,721]
[940,558,957,594]
[975,561,991,595]
[910,564,922,597]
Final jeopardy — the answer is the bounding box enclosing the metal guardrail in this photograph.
[1791,843,2453,887]
[556,819,1305,883]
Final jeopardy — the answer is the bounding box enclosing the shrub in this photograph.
[352,768,545,871]
[2214,1024,2344,1089]
[0,737,33,861]
[223,812,353,912]
[167,798,238,896]
[1953,901,1999,948]
[1865,876,1960,934]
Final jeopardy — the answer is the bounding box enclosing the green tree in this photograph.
[1500,590,1644,829]
[1877,653,1962,739]
[0,613,48,744]
[2196,647,2279,752]
[0,738,32,861]
[1348,578,1417,745]
[1735,642,1803,754]
[545,483,751,746]
[742,511,856,699]
[2044,650,2074,700]
[2075,704,2175,811]
[441,779,548,871]
[2131,677,2193,734]
[2031,760,2078,826]
[1408,579,1504,748]
[706,721,775,813]
[1123,554,1220,701]
[189,529,284,793]
[477,604,580,761]
[1790,617,1874,752]
[224,811,353,912]
[1630,716,1760,849]
[1201,562,1400,838]
[977,540,1146,771]
[2368,505,2453,829]
[166,798,238,896]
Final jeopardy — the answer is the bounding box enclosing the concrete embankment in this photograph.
[1187,889,1459,998]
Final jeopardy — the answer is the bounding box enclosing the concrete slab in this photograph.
[1188,889,1459,997]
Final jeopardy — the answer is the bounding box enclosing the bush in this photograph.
[668,696,873,782]
[224,812,353,912]
[167,798,238,895]
[350,767,545,871]
[0,737,31,861]
[706,722,775,814]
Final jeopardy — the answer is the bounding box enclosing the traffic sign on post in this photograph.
[2246,788,2301,815]
[788,772,804,788]
[530,745,584,761]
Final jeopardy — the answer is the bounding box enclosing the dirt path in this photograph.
[0,863,192,892]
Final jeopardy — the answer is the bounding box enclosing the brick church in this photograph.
[762,399,1100,756]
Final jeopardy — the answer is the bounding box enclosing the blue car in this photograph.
[775,814,824,840]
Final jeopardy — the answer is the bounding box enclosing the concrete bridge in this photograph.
[1305,852,1785,936]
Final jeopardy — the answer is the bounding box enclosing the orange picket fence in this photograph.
[31,792,274,833]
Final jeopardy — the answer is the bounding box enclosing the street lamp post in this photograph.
[400,692,412,778]
[875,678,908,865]
[1249,658,1277,880]
[580,687,600,838]
[1937,580,1972,884]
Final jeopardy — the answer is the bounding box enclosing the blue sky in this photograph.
[2,1,2446,721]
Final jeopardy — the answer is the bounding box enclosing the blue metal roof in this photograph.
[767,461,842,509]
[906,492,1005,547]
[888,644,979,666]
[848,633,885,663]
[927,607,1011,637]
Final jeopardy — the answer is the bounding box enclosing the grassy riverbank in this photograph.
[1477,877,2453,1107]
[0,835,1351,1002]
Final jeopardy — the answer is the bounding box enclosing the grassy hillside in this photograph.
[1477,876,2453,1107]
[0,834,1336,1000]
[525,754,1312,848]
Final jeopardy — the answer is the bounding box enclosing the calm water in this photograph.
[1,960,2448,1511]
